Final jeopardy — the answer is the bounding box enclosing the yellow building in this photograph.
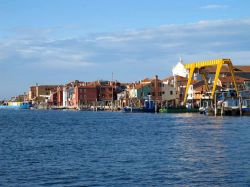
[28,85,60,101]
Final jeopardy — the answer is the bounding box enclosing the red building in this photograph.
[64,80,99,108]
[76,85,98,106]
[56,86,64,106]
[95,80,119,103]
[98,85,113,101]
[57,80,122,108]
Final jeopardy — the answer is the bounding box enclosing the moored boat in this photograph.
[0,101,32,109]
[242,99,250,115]
[123,106,155,113]
[123,95,157,113]
[159,107,199,113]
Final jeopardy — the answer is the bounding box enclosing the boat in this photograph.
[123,106,155,113]
[159,107,199,113]
[0,101,32,109]
[242,99,250,115]
[199,90,242,116]
[222,98,240,116]
[199,92,213,114]
[123,95,156,113]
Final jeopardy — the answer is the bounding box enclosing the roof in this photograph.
[78,85,97,89]
[128,83,143,89]
[127,82,151,90]
[134,84,143,89]
[140,78,152,83]
[204,65,250,73]
[219,76,250,84]
[162,75,188,82]
[30,85,60,88]
[234,66,250,72]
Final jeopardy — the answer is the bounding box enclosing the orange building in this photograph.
[28,85,60,101]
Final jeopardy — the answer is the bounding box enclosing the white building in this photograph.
[172,58,188,78]
[187,85,194,100]
[63,87,68,107]
[128,84,139,98]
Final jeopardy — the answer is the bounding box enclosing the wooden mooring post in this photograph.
[239,96,242,116]
[214,91,217,116]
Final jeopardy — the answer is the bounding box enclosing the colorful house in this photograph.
[28,84,60,103]
[63,80,98,108]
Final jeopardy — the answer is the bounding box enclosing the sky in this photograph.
[0,0,250,99]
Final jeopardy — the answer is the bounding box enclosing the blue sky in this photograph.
[0,0,250,99]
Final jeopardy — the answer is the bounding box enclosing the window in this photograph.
[158,92,162,96]
[170,91,173,95]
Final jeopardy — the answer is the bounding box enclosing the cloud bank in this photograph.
[0,18,250,98]
[201,4,228,9]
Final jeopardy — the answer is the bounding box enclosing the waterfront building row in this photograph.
[7,59,250,110]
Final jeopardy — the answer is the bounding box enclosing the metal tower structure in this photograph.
[183,58,238,104]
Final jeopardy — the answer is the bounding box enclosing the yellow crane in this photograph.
[183,58,239,104]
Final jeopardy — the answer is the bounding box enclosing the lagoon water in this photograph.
[0,110,250,186]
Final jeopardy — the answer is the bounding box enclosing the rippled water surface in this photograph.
[0,110,250,186]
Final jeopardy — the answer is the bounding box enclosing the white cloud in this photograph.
[0,18,250,78]
[201,4,228,9]
[0,35,94,68]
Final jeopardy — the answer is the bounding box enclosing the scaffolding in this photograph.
[183,58,238,104]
